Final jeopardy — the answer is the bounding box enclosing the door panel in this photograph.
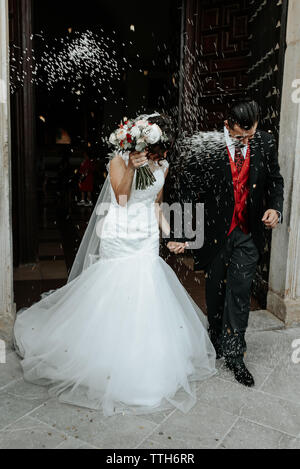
[182,0,250,131]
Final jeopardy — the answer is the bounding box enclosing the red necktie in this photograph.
[234,146,244,174]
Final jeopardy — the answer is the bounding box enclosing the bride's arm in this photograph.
[110,152,148,207]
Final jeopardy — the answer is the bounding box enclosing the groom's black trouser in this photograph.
[204,226,259,359]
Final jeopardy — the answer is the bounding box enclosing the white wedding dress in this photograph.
[13,153,216,417]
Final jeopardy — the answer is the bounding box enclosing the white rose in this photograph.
[135,119,148,129]
[130,126,141,139]
[142,124,162,145]
[109,132,118,145]
[116,128,127,141]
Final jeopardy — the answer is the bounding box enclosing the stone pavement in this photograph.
[0,311,300,449]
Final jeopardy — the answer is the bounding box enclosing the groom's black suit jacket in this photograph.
[172,130,284,270]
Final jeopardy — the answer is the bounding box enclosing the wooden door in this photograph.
[181,0,251,131]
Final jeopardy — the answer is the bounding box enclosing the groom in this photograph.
[169,99,284,387]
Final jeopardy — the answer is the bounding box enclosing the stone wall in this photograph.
[268,0,300,326]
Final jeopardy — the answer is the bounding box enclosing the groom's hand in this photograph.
[167,242,189,255]
[262,209,279,229]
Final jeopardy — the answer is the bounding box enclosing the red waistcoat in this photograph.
[227,145,251,236]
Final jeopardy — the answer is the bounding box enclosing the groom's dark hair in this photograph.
[226,99,260,130]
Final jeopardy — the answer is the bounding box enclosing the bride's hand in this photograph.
[128,151,148,170]
[167,242,189,255]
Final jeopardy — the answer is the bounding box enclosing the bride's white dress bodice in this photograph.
[99,153,169,260]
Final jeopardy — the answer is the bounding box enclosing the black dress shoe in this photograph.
[225,358,255,387]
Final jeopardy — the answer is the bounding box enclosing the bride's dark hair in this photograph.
[146,114,176,166]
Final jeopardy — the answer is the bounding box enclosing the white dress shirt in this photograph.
[224,126,248,161]
[224,127,282,224]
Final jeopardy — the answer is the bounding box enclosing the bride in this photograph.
[13,114,216,417]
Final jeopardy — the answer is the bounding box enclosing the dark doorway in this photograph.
[10,0,288,312]
[11,0,182,308]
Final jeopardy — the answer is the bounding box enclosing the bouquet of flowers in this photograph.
[108,115,168,190]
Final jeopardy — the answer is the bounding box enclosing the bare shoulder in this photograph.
[110,153,127,169]
[110,153,123,163]
[109,155,128,186]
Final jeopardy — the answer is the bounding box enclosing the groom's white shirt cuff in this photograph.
[276,211,282,224]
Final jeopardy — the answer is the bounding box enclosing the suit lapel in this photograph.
[223,148,235,202]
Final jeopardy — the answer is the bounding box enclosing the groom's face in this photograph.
[225,121,258,147]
